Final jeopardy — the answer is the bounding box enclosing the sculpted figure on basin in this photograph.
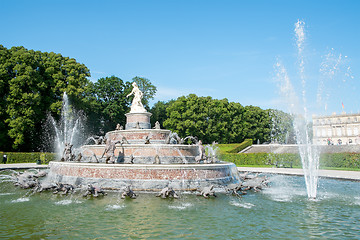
[126,82,146,113]
[101,138,121,164]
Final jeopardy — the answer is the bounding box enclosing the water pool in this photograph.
[0,175,359,239]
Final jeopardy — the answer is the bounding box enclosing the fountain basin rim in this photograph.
[107,129,171,134]
[49,161,234,170]
[82,143,199,148]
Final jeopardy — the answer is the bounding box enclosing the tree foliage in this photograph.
[0,45,90,151]
[83,76,131,134]
[159,94,294,144]
[163,94,245,143]
[242,105,271,143]
[150,100,174,128]
[268,109,296,144]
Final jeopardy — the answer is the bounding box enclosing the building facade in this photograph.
[312,113,360,145]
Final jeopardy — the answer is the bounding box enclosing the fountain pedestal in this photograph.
[125,112,152,130]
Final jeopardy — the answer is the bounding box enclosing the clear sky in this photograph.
[2,0,359,116]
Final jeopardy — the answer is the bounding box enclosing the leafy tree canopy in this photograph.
[83,76,131,134]
[0,45,90,151]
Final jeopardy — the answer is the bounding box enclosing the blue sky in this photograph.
[2,0,359,116]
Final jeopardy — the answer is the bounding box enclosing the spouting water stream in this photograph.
[276,20,320,199]
[49,92,85,158]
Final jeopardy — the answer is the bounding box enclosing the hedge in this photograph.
[218,139,253,154]
[320,153,360,169]
[220,153,301,167]
[221,152,360,169]
[0,152,57,164]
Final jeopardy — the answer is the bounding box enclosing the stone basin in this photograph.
[81,143,201,164]
[106,129,171,144]
[47,161,241,191]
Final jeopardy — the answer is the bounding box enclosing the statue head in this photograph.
[132,82,138,88]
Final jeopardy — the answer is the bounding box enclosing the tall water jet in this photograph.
[294,20,320,199]
[275,20,320,199]
[49,92,85,158]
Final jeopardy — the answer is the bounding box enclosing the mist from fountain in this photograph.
[48,92,86,159]
[275,20,354,199]
[275,20,320,199]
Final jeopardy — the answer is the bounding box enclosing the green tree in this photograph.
[84,76,131,134]
[163,94,245,144]
[268,109,295,144]
[0,46,12,150]
[131,76,157,109]
[150,100,174,128]
[242,106,271,143]
[0,45,90,151]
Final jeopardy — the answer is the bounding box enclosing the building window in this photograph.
[347,127,352,136]
[327,129,332,137]
[337,128,342,136]
[354,128,359,136]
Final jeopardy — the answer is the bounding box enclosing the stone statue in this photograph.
[121,185,137,199]
[101,138,121,164]
[144,135,151,144]
[197,185,217,198]
[153,121,161,129]
[153,155,161,164]
[75,153,82,162]
[126,82,146,113]
[241,176,268,192]
[195,140,206,163]
[115,123,123,130]
[156,186,179,199]
[61,143,75,161]
[166,132,182,144]
[53,183,75,195]
[226,183,247,196]
[13,170,46,189]
[83,184,107,197]
[121,136,129,144]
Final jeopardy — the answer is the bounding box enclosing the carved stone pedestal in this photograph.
[125,112,152,130]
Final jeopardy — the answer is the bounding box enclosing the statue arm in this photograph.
[126,89,134,98]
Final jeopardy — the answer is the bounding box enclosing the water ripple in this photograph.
[11,197,30,203]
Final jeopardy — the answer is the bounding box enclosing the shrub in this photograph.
[220,153,301,167]
[221,152,360,169]
[218,139,253,154]
[0,152,57,164]
[320,153,360,169]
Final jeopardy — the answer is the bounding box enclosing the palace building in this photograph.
[312,113,360,145]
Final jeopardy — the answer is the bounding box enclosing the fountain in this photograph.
[47,92,86,160]
[275,20,320,199]
[46,82,241,191]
